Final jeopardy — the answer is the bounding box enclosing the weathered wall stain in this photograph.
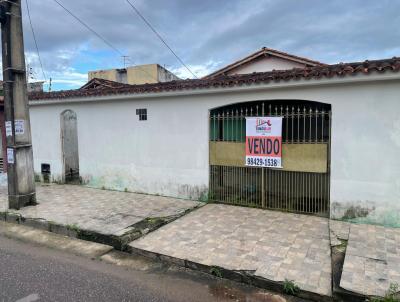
[342,205,372,219]
[77,173,209,201]
[331,200,400,228]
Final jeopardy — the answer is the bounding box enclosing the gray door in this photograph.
[61,110,79,183]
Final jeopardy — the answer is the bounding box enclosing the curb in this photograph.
[0,220,113,259]
[127,245,333,302]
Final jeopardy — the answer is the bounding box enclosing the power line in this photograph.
[51,0,158,82]
[125,0,197,79]
[52,0,123,56]
[25,0,47,82]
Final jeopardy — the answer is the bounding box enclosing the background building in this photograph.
[88,64,180,85]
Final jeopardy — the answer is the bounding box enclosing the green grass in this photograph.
[283,279,300,295]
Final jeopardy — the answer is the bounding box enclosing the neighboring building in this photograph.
[204,47,324,78]
[27,81,44,93]
[25,50,400,227]
[88,64,180,85]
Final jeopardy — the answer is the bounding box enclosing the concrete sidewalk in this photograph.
[0,183,201,247]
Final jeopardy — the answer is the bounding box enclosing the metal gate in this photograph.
[209,100,331,216]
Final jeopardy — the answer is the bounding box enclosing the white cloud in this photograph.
[171,60,222,79]
[12,0,400,90]
[47,68,87,90]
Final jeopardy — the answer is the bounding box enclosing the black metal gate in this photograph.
[209,100,331,216]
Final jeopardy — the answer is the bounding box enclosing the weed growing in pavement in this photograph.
[283,279,300,295]
[66,223,80,232]
[336,239,348,253]
[369,283,400,302]
[210,267,223,278]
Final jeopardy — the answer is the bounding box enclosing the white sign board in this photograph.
[5,121,12,137]
[14,120,25,135]
[245,116,283,168]
[7,148,14,164]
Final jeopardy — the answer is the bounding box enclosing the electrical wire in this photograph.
[52,0,123,56]
[25,0,47,82]
[125,0,197,79]
[51,0,158,82]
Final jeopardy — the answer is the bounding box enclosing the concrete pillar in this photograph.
[1,0,36,209]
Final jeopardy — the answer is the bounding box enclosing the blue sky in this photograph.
[18,0,400,91]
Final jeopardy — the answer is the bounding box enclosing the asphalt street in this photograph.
[0,234,306,302]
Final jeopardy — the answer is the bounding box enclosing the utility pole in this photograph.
[0,0,36,209]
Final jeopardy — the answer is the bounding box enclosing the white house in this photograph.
[27,48,400,227]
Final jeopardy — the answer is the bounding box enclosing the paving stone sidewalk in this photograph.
[130,204,332,297]
[0,184,201,236]
[329,220,350,246]
[340,224,400,297]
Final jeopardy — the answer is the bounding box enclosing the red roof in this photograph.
[29,57,400,101]
[80,78,134,90]
[204,47,326,79]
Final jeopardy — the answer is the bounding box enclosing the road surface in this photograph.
[0,234,307,302]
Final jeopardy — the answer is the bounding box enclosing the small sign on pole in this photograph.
[245,117,283,168]
[7,148,14,164]
[5,121,12,137]
[14,119,25,135]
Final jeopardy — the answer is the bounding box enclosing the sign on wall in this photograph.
[245,117,283,168]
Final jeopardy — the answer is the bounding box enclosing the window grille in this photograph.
[136,108,147,121]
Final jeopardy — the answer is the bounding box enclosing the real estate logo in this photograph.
[255,118,272,133]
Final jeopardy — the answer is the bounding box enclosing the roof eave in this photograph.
[29,71,400,106]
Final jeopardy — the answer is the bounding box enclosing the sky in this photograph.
[17,0,400,91]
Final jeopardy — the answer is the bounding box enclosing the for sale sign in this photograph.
[245,117,283,168]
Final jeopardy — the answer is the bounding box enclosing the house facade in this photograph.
[25,51,400,227]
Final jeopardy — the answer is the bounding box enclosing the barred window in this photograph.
[136,108,147,121]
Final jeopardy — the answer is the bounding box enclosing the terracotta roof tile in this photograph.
[203,47,326,79]
[79,78,134,90]
[29,57,400,101]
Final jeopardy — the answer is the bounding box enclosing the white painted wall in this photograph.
[226,56,306,75]
[29,75,400,225]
